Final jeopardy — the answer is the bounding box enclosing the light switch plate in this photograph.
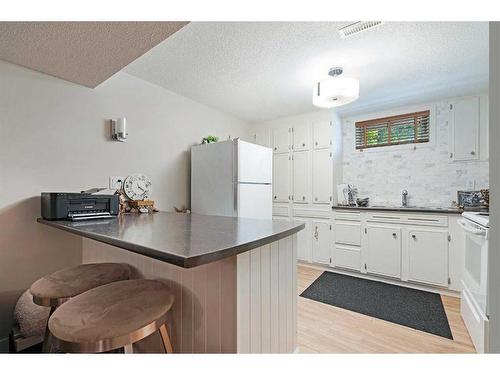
[109,176,124,190]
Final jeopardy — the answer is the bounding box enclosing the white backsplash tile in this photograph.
[341,101,489,208]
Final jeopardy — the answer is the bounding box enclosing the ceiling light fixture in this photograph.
[338,21,384,38]
[312,67,359,108]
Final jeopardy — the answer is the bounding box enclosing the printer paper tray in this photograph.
[68,212,114,221]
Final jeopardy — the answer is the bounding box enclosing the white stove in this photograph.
[459,211,489,353]
[462,211,489,228]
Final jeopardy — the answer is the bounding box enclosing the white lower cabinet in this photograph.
[331,210,456,291]
[365,225,401,279]
[407,228,449,287]
[312,219,331,265]
[335,222,361,246]
[333,244,361,271]
[295,218,312,262]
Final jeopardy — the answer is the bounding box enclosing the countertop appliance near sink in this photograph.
[459,211,489,353]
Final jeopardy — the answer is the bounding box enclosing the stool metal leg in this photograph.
[123,344,134,354]
[159,324,173,353]
[42,306,56,353]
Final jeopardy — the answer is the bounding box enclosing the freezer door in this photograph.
[237,140,272,184]
[238,184,272,220]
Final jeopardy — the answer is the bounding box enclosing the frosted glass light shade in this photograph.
[312,77,360,108]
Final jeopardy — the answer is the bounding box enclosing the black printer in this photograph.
[41,192,119,221]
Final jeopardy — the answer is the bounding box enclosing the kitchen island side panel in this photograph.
[82,238,237,353]
[236,234,298,353]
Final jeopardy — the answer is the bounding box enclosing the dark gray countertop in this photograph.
[332,205,463,214]
[37,212,304,268]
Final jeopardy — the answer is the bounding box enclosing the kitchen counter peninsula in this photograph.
[37,212,304,354]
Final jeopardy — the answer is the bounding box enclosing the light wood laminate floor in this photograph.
[297,265,476,353]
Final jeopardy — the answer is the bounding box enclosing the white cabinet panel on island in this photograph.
[407,228,449,287]
[365,225,402,279]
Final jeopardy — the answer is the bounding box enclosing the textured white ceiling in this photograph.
[0,22,188,88]
[125,22,489,123]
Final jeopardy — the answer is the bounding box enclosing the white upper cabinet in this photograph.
[273,153,290,203]
[292,124,311,151]
[292,151,310,203]
[254,128,271,148]
[313,120,331,149]
[312,149,332,204]
[272,127,290,154]
[312,219,331,265]
[365,225,401,279]
[407,228,448,286]
[449,96,480,161]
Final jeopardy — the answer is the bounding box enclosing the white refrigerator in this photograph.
[191,139,272,220]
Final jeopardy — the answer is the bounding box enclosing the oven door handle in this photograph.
[458,218,487,236]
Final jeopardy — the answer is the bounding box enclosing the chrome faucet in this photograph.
[402,190,408,208]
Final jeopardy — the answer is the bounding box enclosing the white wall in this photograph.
[0,60,250,341]
[488,21,500,353]
[341,97,489,207]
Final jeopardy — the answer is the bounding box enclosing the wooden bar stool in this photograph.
[30,262,133,351]
[47,279,175,353]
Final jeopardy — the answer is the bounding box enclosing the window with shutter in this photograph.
[355,111,430,150]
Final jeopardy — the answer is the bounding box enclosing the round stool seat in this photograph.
[48,279,174,353]
[30,263,133,307]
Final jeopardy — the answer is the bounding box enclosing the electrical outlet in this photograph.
[109,176,124,190]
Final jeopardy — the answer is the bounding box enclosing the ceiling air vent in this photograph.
[338,21,384,38]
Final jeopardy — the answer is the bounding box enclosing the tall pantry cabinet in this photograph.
[253,120,334,265]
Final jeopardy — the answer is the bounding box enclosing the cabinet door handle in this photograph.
[314,197,318,201]
[302,196,306,200]
[412,234,416,239]
[392,233,397,238]
[315,141,318,146]
[302,143,306,147]
[314,226,319,240]
[470,151,476,155]
[274,147,277,151]
[274,195,277,200]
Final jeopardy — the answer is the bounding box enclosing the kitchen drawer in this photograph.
[366,212,404,224]
[272,205,290,217]
[333,244,361,271]
[334,210,361,222]
[334,221,361,246]
[406,214,448,227]
[293,207,331,219]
